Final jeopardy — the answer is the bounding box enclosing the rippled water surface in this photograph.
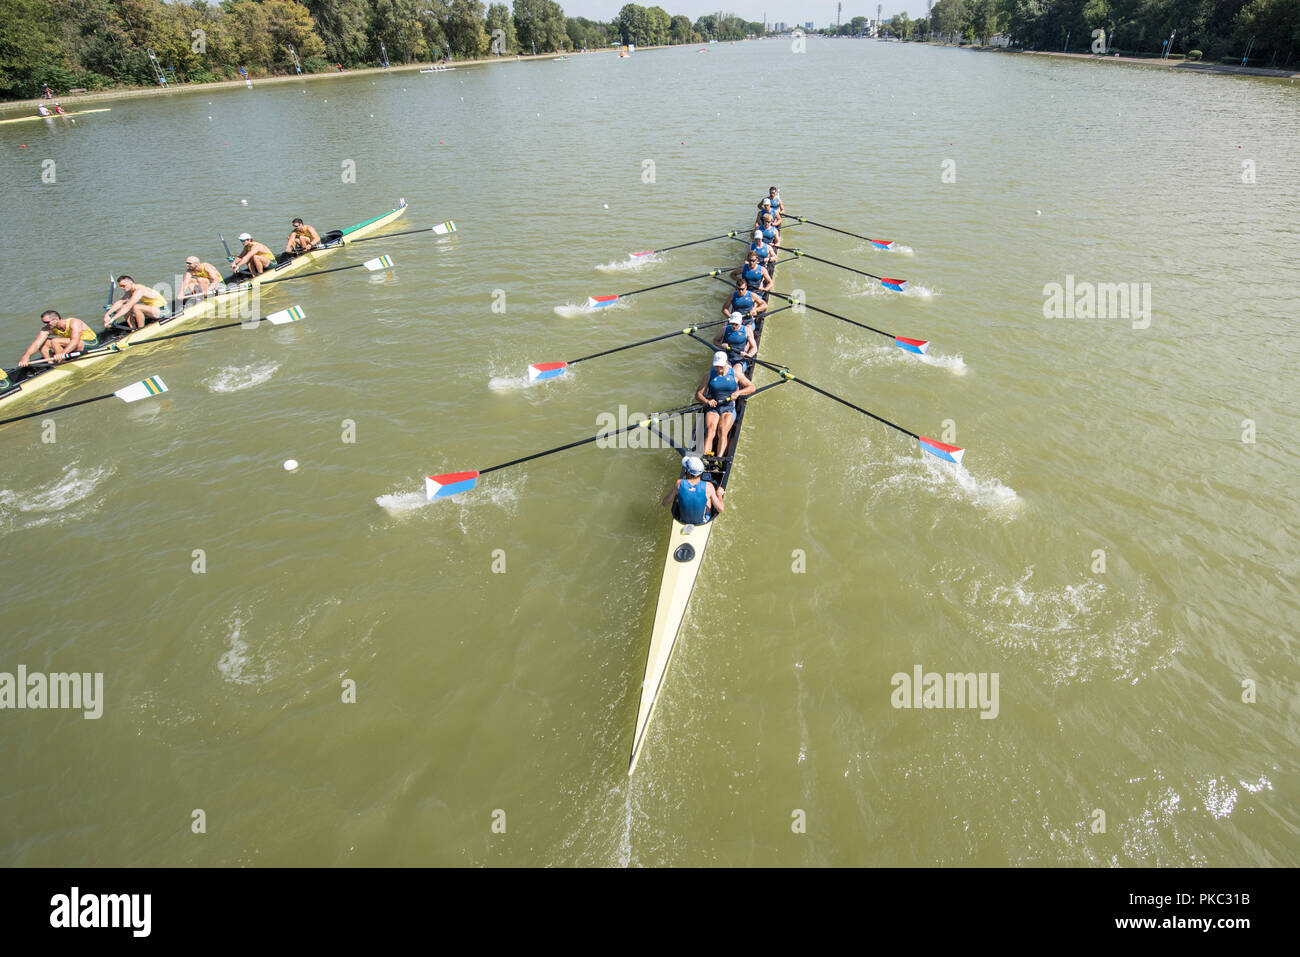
[1,42,1297,866]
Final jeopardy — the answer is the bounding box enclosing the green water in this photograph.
[1,42,1296,866]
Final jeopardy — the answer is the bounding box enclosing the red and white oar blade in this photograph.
[629,250,655,258]
[881,277,908,292]
[431,220,456,235]
[528,361,568,382]
[871,239,895,251]
[114,375,167,403]
[364,255,394,270]
[587,294,619,309]
[918,437,965,465]
[266,304,305,325]
[895,337,928,355]
[426,470,480,500]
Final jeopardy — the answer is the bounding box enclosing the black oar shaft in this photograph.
[785,215,876,243]
[0,391,119,426]
[617,271,718,299]
[260,259,378,285]
[777,246,887,283]
[345,225,447,244]
[764,289,898,340]
[478,404,705,476]
[749,358,920,441]
[650,232,735,254]
[567,320,729,365]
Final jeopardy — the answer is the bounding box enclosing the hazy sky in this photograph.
[559,2,934,25]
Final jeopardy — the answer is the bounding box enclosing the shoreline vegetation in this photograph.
[0,0,756,104]
[947,43,1300,78]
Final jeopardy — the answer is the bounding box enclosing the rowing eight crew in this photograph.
[664,188,781,527]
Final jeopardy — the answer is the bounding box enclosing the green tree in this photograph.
[669,14,693,42]
[444,0,489,57]
[304,0,370,64]
[486,2,517,52]
[0,0,65,97]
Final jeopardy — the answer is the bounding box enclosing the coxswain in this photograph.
[695,350,755,458]
[721,277,767,322]
[180,256,224,299]
[231,233,275,275]
[285,218,320,254]
[103,276,168,330]
[714,312,757,372]
[19,311,98,366]
[729,249,772,299]
[662,456,725,525]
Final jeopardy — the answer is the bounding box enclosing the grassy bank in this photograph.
[945,43,1300,79]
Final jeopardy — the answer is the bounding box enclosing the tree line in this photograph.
[0,0,769,100]
[866,0,1297,69]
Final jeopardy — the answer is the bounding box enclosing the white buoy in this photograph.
[1035,209,1042,215]
[603,204,609,209]
[284,459,299,471]
[241,199,248,205]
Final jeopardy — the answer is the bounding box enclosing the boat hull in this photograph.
[0,203,408,410]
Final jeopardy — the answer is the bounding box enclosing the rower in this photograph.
[103,276,168,331]
[180,256,223,299]
[19,310,98,366]
[757,212,780,251]
[721,277,766,322]
[662,456,725,525]
[761,186,784,224]
[231,233,275,275]
[714,312,757,373]
[37,105,52,117]
[695,350,755,458]
[747,229,777,275]
[729,249,772,300]
[285,218,321,255]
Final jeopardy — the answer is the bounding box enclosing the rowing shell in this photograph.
[0,202,408,409]
[627,217,782,775]
[0,108,112,125]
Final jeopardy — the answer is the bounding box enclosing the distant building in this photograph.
[774,22,786,32]
[987,34,1011,47]
[805,21,814,30]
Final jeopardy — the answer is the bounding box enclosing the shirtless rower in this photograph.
[18,311,98,366]
[180,256,224,299]
[231,233,275,276]
[285,218,321,254]
[103,276,168,331]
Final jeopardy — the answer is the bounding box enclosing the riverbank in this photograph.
[0,50,608,115]
[953,44,1300,79]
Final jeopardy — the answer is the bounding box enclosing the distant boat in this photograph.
[0,107,111,126]
[419,64,455,73]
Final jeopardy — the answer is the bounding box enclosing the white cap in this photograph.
[713,351,729,366]
[761,198,771,206]
[238,232,252,241]
[682,456,704,475]
[728,312,744,324]
[753,230,763,241]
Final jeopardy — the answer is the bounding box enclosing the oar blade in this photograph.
[587,295,619,309]
[528,361,568,382]
[364,255,394,271]
[881,277,908,292]
[629,251,654,259]
[871,239,895,251]
[114,375,168,403]
[918,437,965,465]
[426,470,480,500]
[266,305,305,325]
[431,220,456,235]
[895,337,929,355]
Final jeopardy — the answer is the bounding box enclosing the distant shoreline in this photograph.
[953,43,1300,79]
[0,49,615,114]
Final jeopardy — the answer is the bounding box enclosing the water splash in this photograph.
[374,489,428,514]
[596,254,660,273]
[554,299,626,318]
[0,462,116,530]
[216,614,268,686]
[204,361,280,393]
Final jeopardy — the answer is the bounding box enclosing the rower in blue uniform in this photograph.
[714,312,757,373]
[722,278,767,322]
[695,350,755,457]
[729,249,772,300]
[757,212,780,250]
[760,187,784,225]
[662,456,725,525]
[748,230,776,273]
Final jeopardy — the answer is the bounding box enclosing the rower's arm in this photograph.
[696,374,714,406]
[707,482,725,514]
[18,332,49,365]
[661,478,680,507]
[733,369,756,399]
